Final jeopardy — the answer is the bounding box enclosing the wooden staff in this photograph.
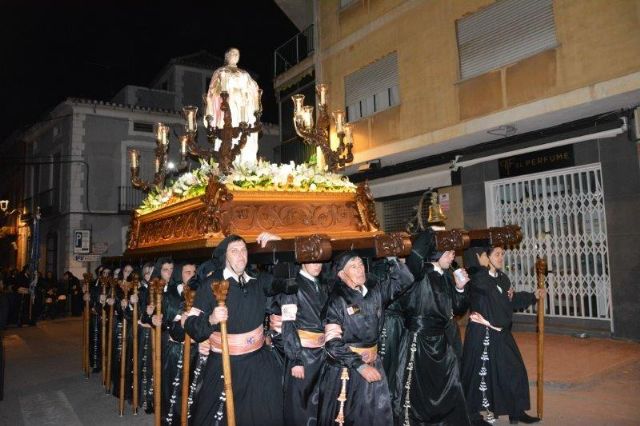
[151,278,165,426]
[181,285,195,426]
[81,274,87,375]
[119,281,131,416]
[82,273,93,378]
[100,277,108,387]
[131,273,140,415]
[106,278,116,394]
[149,291,157,415]
[211,280,235,426]
[535,257,546,419]
[82,278,86,375]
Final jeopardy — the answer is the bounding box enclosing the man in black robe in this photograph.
[273,261,330,426]
[461,246,546,425]
[89,265,109,373]
[392,229,471,425]
[183,233,295,426]
[137,262,155,413]
[67,271,83,316]
[317,251,415,426]
[160,261,198,425]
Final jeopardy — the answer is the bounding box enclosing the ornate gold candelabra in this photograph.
[129,123,171,192]
[292,84,354,172]
[128,90,263,190]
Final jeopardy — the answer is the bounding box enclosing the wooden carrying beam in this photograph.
[467,225,523,248]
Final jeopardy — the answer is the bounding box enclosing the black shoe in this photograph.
[509,412,541,424]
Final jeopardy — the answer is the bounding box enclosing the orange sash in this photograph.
[209,325,264,355]
[349,345,378,364]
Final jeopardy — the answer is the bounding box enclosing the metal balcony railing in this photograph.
[274,25,314,77]
[118,186,145,213]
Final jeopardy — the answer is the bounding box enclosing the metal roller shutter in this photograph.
[457,0,557,80]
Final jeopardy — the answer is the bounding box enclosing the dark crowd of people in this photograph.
[0,267,84,328]
[2,228,546,425]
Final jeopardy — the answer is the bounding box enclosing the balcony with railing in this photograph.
[274,25,314,77]
[118,186,145,213]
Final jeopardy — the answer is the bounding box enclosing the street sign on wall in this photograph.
[74,254,101,262]
[73,230,91,254]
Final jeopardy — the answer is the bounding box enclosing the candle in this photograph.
[333,110,345,134]
[240,105,246,123]
[155,157,160,174]
[184,106,198,132]
[317,84,328,106]
[129,149,138,169]
[303,106,314,129]
[180,135,188,155]
[161,125,169,146]
[155,122,164,144]
[257,89,263,111]
[344,124,353,145]
[291,94,305,114]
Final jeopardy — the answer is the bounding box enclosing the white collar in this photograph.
[223,268,254,283]
[360,284,368,297]
[489,270,498,278]
[299,269,317,283]
[431,263,444,275]
[177,283,184,295]
[349,283,368,297]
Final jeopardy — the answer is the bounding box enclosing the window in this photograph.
[133,122,154,133]
[456,0,557,80]
[161,80,168,90]
[345,52,399,122]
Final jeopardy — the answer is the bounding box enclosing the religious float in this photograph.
[122,48,523,263]
[90,49,533,426]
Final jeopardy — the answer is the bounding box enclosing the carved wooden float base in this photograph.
[125,179,383,261]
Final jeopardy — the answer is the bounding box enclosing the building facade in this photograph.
[274,0,640,340]
[1,51,280,280]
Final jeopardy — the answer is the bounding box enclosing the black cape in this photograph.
[393,264,470,425]
[183,270,290,426]
[276,272,329,426]
[460,268,536,418]
[317,259,414,426]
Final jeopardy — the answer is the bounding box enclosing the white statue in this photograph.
[205,48,261,165]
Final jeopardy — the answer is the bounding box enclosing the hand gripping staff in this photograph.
[211,279,236,426]
[150,277,166,426]
[119,281,132,416]
[181,285,196,426]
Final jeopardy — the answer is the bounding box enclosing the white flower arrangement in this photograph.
[137,158,356,215]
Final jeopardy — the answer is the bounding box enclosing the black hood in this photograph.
[150,257,174,283]
[212,234,245,270]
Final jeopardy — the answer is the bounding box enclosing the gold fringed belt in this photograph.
[298,330,325,348]
[209,325,264,355]
[349,345,378,364]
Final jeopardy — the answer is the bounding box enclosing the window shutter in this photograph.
[457,0,557,80]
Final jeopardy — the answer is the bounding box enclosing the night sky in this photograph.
[0,1,299,141]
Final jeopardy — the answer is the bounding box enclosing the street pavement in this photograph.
[0,317,639,425]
